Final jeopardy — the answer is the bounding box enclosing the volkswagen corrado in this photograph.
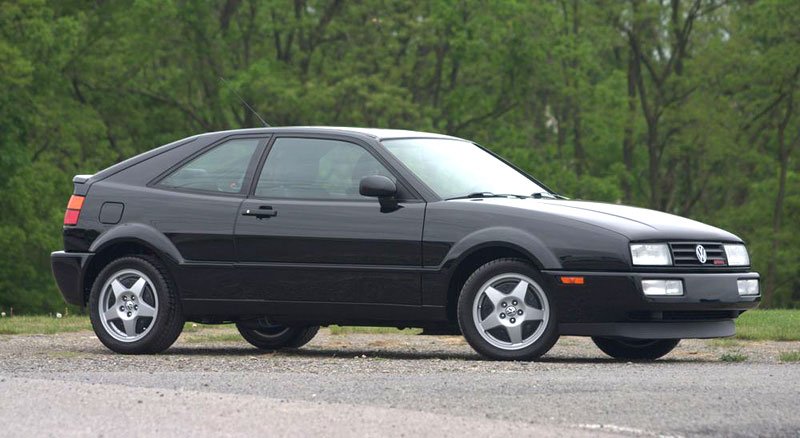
[51,127,760,360]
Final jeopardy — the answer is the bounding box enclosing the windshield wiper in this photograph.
[531,191,559,199]
[446,192,531,200]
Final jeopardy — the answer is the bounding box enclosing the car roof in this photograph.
[200,126,466,141]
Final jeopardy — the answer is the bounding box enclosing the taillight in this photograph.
[64,195,85,226]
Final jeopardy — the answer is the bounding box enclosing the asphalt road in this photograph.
[0,329,798,437]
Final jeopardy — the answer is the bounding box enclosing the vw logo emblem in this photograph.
[695,245,707,264]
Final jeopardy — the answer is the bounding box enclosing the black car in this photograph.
[51,127,760,360]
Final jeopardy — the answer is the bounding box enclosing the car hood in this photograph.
[469,198,742,242]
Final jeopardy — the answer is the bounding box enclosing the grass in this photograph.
[734,309,800,341]
[778,351,800,362]
[708,338,742,348]
[182,322,203,333]
[0,316,205,335]
[328,325,422,335]
[0,315,90,335]
[719,352,748,362]
[0,309,798,342]
[179,321,245,343]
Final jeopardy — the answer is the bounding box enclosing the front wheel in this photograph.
[592,337,680,360]
[457,259,559,361]
[236,320,319,350]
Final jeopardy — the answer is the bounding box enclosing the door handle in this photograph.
[242,206,278,219]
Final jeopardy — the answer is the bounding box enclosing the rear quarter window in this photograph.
[159,138,260,194]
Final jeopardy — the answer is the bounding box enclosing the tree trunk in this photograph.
[573,107,583,176]
[647,121,661,209]
[764,150,787,307]
[622,49,638,203]
[557,106,567,160]
[764,92,794,307]
[571,0,584,176]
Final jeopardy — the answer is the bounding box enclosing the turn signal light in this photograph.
[560,276,585,285]
[67,195,84,210]
[64,195,85,226]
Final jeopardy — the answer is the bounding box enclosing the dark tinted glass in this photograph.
[255,138,393,200]
[160,138,260,193]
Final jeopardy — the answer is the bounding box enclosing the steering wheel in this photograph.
[216,179,241,193]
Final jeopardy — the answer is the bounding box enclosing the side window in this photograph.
[255,138,394,200]
[159,138,260,194]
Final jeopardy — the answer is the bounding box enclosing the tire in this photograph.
[89,255,184,354]
[592,337,680,360]
[236,321,319,350]
[457,258,559,361]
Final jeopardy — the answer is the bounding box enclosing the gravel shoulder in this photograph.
[1,329,799,437]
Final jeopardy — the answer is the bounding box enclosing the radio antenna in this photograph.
[219,76,270,127]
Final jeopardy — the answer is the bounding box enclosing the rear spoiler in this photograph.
[73,174,93,184]
[72,174,93,196]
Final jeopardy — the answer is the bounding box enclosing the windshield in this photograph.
[381,138,548,199]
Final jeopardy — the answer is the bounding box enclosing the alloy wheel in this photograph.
[472,273,550,350]
[248,319,291,338]
[98,269,158,342]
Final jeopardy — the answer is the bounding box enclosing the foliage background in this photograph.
[1,0,798,313]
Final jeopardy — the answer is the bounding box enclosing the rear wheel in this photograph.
[457,258,558,361]
[236,320,319,350]
[89,256,184,354]
[592,337,680,360]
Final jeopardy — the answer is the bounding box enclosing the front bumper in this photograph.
[51,251,94,306]
[543,270,760,339]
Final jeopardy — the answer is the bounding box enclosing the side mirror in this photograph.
[359,175,397,198]
[359,175,400,212]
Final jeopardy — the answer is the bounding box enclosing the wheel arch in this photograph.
[444,236,557,322]
[83,224,183,305]
[88,223,184,263]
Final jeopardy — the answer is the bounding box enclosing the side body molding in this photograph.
[89,222,184,264]
[442,226,562,270]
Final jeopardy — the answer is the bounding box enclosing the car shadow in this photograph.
[153,346,715,363]
[159,346,477,361]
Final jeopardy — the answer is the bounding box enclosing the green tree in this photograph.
[0,0,797,312]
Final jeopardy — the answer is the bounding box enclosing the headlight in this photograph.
[724,244,750,266]
[630,243,671,266]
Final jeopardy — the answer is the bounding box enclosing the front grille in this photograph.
[670,242,727,267]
